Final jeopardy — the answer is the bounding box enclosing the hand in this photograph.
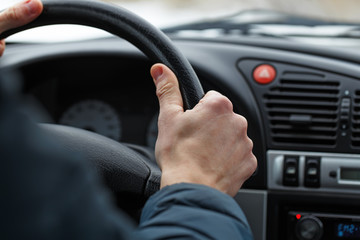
[0,0,43,56]
[151,63,257,197]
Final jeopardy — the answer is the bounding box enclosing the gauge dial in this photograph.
[59,99,121,141]
[147,113,158,148]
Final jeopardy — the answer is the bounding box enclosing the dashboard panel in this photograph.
[17,51,223,148]
[3,35,360,240]
[20,54,157,146]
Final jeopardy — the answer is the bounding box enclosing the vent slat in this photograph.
[265,100,338,109]
[271,125,337,132]
[271,133,337,140]
[264,98,339,104]
[353,107,360,112]
[277,85,339,91]
[351,128,360,133]
[265,94,338,102]
[352,120,360,126]
[270,86,339,94]
[352,115,360,121]
[354,98,360,104]
[269,116,337,123]
[280,79,339,87]
[352,92,360,148]
[273,137,336,145]
[268,108,337,115]
[265,91,339,99]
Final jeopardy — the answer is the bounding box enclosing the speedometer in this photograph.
[59,99,121,141]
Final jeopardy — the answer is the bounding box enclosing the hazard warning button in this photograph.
[253,64,276,84]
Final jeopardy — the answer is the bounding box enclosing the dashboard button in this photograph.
[329,171,337,178]
[304,157,321,188]
[283,156,299,186]
[253,64,276,84]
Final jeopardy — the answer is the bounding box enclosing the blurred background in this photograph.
[2,0,360,27]
[1,0,359,43]
[101,0,360,27]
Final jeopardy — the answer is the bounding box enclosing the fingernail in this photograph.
[152,66,164,82]
[25,0,38,15]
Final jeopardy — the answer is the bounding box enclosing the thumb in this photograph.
[151,64,184,114]
[0,0,43,34]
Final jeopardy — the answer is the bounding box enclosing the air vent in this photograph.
[264,77,340,146]
[352,91,360,147]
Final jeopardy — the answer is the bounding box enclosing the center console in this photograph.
[267,150,360,240]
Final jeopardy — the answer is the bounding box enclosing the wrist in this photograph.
[160,168,225,194]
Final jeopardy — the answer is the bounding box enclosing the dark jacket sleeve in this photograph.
[138,183,254,240]
[0,73,138,240]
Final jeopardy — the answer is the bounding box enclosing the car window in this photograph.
[2,0,360,25]
[1,0,360,45]
[104,0,360,26]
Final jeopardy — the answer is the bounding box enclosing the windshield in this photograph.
[105,0,360,26]
[1,0,360,45]
[2,0,360,26]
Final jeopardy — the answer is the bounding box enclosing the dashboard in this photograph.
[3,34,360,240]
[18,51,158,146]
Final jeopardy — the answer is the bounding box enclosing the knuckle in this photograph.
[206,92,233,112]
[245,138,257,173]
[243,137,254,157]
[248,155,258,175]
[247,137,254,151]
[156,81,175,100]
[5,7,20,22]
[235,114,248,133]
[238,115,248,128]
[251,153,258,171]
[222,97,233,111]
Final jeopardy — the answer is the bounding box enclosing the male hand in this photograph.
[151,64,257,197]
[0,0,43,56]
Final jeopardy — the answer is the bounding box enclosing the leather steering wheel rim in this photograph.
[0,0,204,110]
[0,0,205,205]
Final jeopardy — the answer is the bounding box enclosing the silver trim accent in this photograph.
[235,189,267,240]
[268,150,360,194]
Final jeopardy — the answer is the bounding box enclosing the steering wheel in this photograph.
[0,0,204,211]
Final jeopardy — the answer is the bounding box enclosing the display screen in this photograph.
[340,168,360,181]
[336,223,360,238]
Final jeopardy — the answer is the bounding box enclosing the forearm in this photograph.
[138,183,253,240]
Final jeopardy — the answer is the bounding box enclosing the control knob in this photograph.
[295,216,323,240]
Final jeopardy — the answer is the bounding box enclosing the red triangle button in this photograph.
[253,64,276,84]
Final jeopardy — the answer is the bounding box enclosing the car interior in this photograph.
[1,1,360,240]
